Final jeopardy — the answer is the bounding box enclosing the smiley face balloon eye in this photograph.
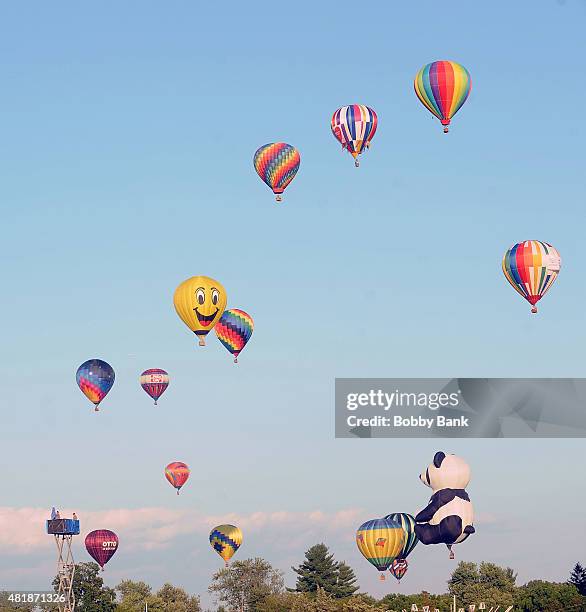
[174,276,228,347]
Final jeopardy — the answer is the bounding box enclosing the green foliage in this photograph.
[0,591,36,611]
[292,544,339,595]
[208,557,284,611]
[115,579,200,611]
[333,562,359,598]
[291,544,360,598]
[47,562,116,612]
[569,562,586,596]
[515,579,586,611]
[257,588,385,611]
[155,583,201,611]
[447,560,516,608]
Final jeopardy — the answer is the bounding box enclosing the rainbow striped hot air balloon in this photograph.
[210,524,242,566]
[356,518,404,581]
[414,60,471,133]
[215,308,254,363]
[331,104,378,167]
[140,368,169,405]
[76,359,115,412]
[253,143,300,202]
[502,241,561,314]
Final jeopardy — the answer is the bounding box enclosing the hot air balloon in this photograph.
[331,105,378,167]
[414,61,471,133]
[85,530,118,570]
[502,241,561,314]
[253,143,300,202]
[384,513,419,562]
[389,558,409,583]
[210,524,242,566]
[356,518,404,581]
[173,276,227,346]
[165,461,190,495]
[414,452,475,559]
[140,368,169,405]
[215,309,254,363]
[76,359,115,411]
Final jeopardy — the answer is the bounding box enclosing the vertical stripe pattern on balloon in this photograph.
[502,241,561,311]
[414,61,471,128]
[140,368,169,404]
[331,105,378,160]
[356,518,405,572]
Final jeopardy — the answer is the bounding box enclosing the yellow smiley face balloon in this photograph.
[173,276,227,346]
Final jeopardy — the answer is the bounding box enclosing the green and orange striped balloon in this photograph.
[414,60,471,133]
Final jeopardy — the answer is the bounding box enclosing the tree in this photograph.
[332,562,359,598]
[208,558,284,611]
[569,562,586,596]
[115,580,164,612]
[0,590,36,611]
[515,580,586,611]
[47,562,116,612]
[448,561,516,608]
[291,544,339,596]
[155,583,201,611]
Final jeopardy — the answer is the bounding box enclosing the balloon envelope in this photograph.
[173,276,227,346]
[384,513,418,559]
[165,461,190,494]
[390,558,409,582]
[76,359,115,411]
[210,524,242,565]
[356,518,404,574]
[253,143,300,201]
[140,368,169,405]
[215,309,254,363]
[331,105,378,165]
[85,530,118,569]
[502,241,561,313]
[414,60,471,132]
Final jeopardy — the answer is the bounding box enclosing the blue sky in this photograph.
[1,0,585,606]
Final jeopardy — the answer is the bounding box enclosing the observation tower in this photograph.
[46,517,80,611]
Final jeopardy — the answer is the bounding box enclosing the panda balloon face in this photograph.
[419,451,471,492]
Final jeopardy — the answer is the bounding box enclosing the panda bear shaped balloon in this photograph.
[414,451,475,559]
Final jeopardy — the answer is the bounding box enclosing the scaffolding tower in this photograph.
[47,518,80,612]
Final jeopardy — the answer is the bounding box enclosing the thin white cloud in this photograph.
[0,506,366,555]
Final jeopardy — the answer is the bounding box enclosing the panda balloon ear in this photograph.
[433,451,446,468]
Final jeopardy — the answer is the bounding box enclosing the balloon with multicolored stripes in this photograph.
[414,60,471,133]
[331,104,378,167]
[210,524,243,566]
[76,359,115,412]
[253,142,300,202]
[165,461,190,495]
[356,517,404,581]
[502,241,561,314]
[140,368,169,405]
[215,309,254,363]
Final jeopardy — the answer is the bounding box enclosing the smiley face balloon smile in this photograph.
[173,276,227,346]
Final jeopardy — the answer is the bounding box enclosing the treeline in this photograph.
[1,545,585,611]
